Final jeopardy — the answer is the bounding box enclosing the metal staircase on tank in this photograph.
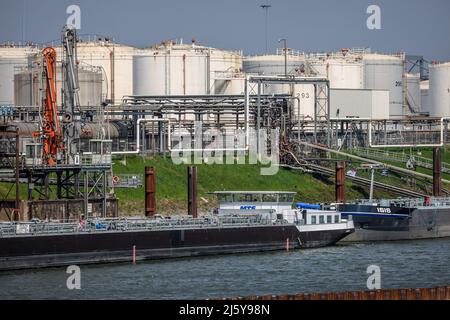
[352,147,450,174]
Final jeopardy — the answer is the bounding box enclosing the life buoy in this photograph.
[112,176,120,184]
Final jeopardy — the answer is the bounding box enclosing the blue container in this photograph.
[296,203,321,210]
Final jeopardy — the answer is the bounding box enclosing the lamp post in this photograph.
[260,2,272,54]
[278,38,287,76]
[360,164,384,202]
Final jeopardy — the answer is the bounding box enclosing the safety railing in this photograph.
[0,215,280,238]
[354,196,450,208]
[353,147,450,173]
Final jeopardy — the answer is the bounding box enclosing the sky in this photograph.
[1,0,449,61]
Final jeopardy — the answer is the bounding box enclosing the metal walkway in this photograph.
[353,147,450,174]
[301,162,426,198]
[282,142,430,197]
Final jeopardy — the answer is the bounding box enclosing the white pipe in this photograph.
[170,148,248,152]
[112,118,171,155]
[330,117,373,121]
[248,75,328,82]
[245,75,250,150]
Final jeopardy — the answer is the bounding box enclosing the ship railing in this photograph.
[0,215,278,237]
[0,221,80,237]
[355,197,450,208]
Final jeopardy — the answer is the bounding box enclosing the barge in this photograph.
[337,197,450,242]
[0,191,354,271]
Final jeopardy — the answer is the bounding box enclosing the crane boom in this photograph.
[61,26,82,159]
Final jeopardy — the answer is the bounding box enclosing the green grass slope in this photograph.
[112,156,393,215]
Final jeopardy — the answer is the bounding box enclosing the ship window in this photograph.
[217,194,233,203]
[262,194,277,203]
[279,194,295,203]
[311,216,317,225]
[327,216,332,224]
[26,145,35,158]
[335,215,340,223]
[319,216,325,224]
[90,141,101,154]
[252,194,262,202]
[235,194,261,202]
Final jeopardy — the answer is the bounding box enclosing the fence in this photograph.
[226,286,450,300]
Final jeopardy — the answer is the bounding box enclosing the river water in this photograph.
[1,238,449,300]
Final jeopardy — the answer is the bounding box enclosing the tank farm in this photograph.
[1,20,450,301]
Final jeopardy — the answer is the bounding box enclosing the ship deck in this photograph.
[0,215,287,238]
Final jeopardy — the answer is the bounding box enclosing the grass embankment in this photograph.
[112,156,392,216]
[2,152,423,217]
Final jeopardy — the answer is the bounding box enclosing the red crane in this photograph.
[33,47,63,166]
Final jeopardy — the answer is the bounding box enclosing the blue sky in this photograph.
[1,0,449,61]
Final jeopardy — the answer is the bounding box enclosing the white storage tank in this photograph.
[213,75,245,95]
[0,45,39,105]
[209,48,243,78]
[363,53,404,118]
[14,64,103,107]
[328,60,364,89]
[406,73,421,114]
[429,62,450,117]
[308,53,364,89]
[420,80,430,114]
[243,52,308,76]
[55,39,138,104]
[134,49,208,95]
[243,53,316,119]
[133,41,243,96]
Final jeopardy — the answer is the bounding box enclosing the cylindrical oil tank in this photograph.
[0,45,38,105]
[363,53,404,118]
[308,56,364,89]
[6,122,39,137]
[243,54,315,119]
[14,65,103,107]
[420,80,430,114]
[79,122,120,139]
[429,62,450,117]
[133,42,243,96]
[328,60,364,89]
[3,122,40,154]
[5,121,121,140]
[209,49,242,75]
[243,54,308,76]
[133,50,207,95]
[406,73,421,113]
[77,68,103,107]
[213,77,245,95]
[55,40,137,104]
